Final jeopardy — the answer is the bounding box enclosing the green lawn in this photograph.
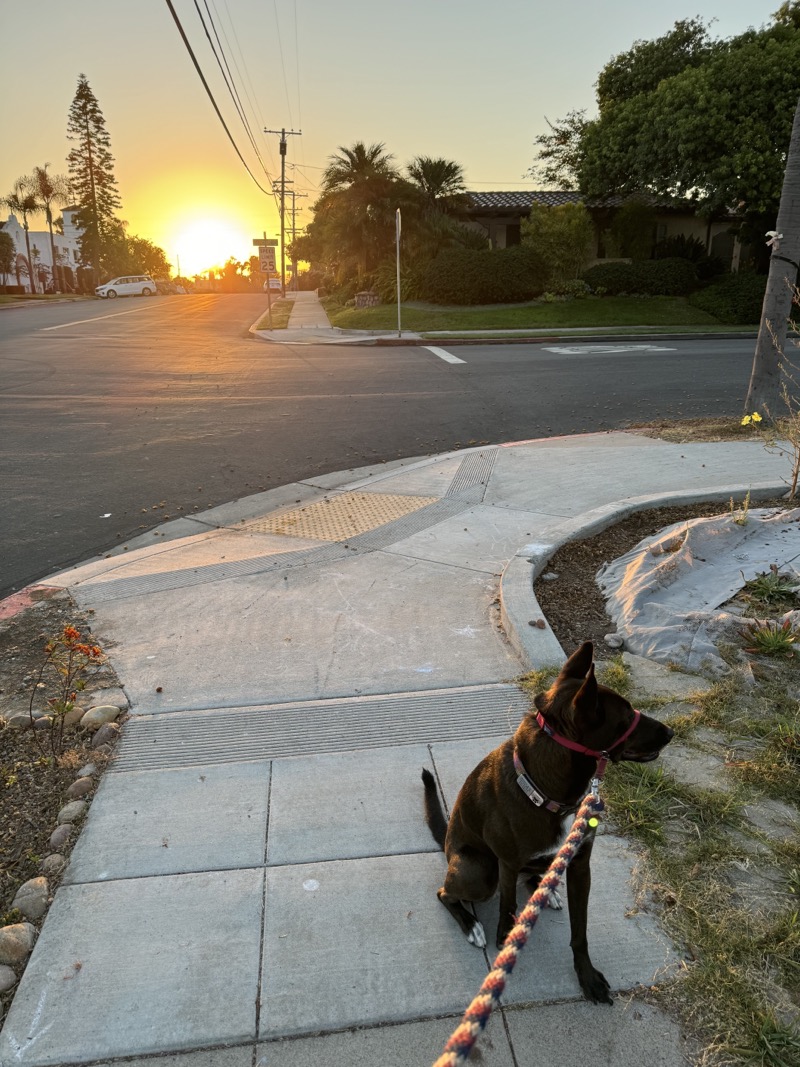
[324,296,735,332]
[253,298,294,330]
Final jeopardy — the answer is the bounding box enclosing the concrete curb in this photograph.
[499,482,788,668]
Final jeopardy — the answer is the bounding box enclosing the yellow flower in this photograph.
[741,412,763,426]
[752,412,762,422]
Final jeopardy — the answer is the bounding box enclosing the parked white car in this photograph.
[95,275,156,299]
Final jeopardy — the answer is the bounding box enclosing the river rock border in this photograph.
[0,695,127,1019]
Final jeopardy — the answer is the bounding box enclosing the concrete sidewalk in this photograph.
[0,431,790,1066]
[253,290,423,346]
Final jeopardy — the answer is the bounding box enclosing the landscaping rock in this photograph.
[0,923,37,966]
[77,762,98,778]
[742,798,799,842]
[0,965,17,993]
[41,854,67,875]
[63,705,86,727]
[5,712,33,729]
[79,704,121,731]
[66,776,94,800]
[92,721,120,748]
[33,715,52,731]
[604,632,624,649]
[12,877,49,921]
[57,800,87,825]
[85,686,127,709]
[659,744,734,793]
[49,824,72,850]
[622,652,712,703]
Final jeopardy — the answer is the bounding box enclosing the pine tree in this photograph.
[66,74,122,280]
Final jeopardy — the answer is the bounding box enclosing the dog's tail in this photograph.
[421,768,447,849]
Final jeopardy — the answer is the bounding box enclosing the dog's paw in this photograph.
[546,888,563,910]
[467,920,487,948]
[576,962,612,1005]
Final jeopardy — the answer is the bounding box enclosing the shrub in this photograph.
[520,202,594,286]
[553,278,591,299]
[418,245,548,305]
[653,234,725,280]
[582,257,698,296]
[688,271,766,324]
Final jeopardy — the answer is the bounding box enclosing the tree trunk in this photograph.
[744,93,800,417]
[23,223,37,294]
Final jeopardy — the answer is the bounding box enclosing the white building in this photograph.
[1,206,83,292]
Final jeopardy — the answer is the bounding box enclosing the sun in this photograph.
[173,219,253,277]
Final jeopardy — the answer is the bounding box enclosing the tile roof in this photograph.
[465,190,627,210]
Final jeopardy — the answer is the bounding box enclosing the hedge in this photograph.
[581,258,698,296]
[419,245,548,305]
[688,272,767,325]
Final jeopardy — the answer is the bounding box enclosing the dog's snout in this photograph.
[663,725,675,743]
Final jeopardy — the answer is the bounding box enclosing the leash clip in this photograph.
[590,776,601,797]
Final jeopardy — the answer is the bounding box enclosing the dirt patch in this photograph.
[0,590,121,922]
[534,497,791,656]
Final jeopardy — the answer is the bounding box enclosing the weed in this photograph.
[743,619,799,658]
[730,489,752,526]
[517,665,559,697]
[596,654,631,697]
[742,566,799,612]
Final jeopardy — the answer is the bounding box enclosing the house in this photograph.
[0,206,83,293]
[459,191,744,271]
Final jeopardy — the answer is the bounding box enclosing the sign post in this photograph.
[253,235,280,327]
[396,209,402,338]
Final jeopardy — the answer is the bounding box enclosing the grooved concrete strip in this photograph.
[446,448,498,499]
[110,684,530,772]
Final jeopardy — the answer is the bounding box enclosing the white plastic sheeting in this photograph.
[597,508,800,674]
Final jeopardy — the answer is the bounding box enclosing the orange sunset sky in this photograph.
[0,0,780,277]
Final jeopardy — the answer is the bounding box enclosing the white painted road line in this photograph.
[41,305,162,331]
[542,344,676,355]
[424,346,466,364]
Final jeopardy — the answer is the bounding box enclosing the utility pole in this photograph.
[263,127,301,296]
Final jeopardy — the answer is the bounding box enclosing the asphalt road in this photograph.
[1,294,758,599]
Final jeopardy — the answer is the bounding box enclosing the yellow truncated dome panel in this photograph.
[246,492,438,542]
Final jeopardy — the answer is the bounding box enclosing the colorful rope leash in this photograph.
[432,790,605,1067]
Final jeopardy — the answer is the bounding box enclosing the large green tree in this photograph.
[66,74,122,279]
[531,13,800,217]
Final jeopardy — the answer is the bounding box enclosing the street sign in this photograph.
[259,247,277,272]
[253,238,279,246]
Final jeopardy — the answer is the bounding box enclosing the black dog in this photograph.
[422,641,673,1003]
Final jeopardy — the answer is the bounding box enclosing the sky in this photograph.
[0,0,782,276]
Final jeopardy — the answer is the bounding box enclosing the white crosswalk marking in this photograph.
[424,346,466,363]
[542,344,676,355]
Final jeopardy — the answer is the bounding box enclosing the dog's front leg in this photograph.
[496,861,519,947]
[566,845,612,1004]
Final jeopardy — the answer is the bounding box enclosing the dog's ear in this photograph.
[572,663,600,722]
[558,641,594,682]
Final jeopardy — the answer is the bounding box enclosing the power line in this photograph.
[164,0,274,198]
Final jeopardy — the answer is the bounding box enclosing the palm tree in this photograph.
[29,164,71,291]
[319,143,403,278]
[745,93,800,417]
[321,141,398,191]
[406,156,468,211]
[2,179,40,293]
